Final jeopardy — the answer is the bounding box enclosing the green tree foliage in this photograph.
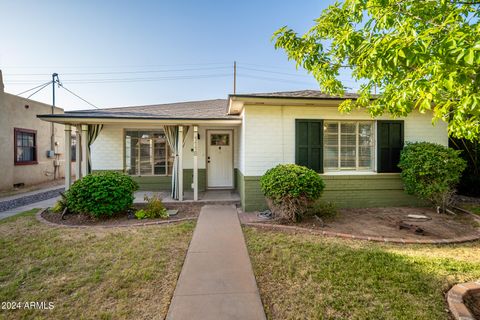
[65,171,138,218]
[273,0,480,140]
[260,164,325,222]
[398,142,466,211]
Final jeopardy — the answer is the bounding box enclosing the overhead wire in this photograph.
[26,82,51,99]
[57,82,100,109]
[16,81,52,95]
[5,66,231,77]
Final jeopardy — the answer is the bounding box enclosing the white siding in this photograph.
[90,123,239,171]
[91,126,123,170]
[242,104,448,176]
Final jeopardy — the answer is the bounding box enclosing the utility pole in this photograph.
[51,73,58,151]
[233,61,236,94]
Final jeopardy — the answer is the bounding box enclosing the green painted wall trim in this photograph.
[239,172,423,212]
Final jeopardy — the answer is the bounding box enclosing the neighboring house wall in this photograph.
[238,104,448,211]
[90,123,240,192]
[0,90,65,191]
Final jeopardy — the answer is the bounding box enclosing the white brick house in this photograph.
[39,90,448,211]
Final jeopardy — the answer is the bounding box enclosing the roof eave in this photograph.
[227,94,363,115]
[37,114,242,125]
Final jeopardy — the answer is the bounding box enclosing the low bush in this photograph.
[398,142,466,212]
[65,171,138,218]
[260,164,325,222]
[135,195,168,219]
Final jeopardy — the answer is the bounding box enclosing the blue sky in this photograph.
[0,0,358,111]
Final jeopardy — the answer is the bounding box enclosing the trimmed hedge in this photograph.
[65,171,138,218]
[260,164,325,221]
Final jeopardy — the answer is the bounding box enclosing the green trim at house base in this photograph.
[132,169,207,192]
[92,169,207,192]
[237,171,424,212]
[92,168,241,193]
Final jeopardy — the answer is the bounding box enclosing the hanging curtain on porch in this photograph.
[164,126,180,199]
[87,124,103,174]
[163,125,190,200]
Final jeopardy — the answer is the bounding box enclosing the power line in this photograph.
[1,61,231,70]
[5,73,232,85]
[57,82,100,109]
[5,66,231,77]
[26,82,51,99]
[16,81,52,95]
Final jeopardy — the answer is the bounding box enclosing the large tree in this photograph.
[273,0,480,140]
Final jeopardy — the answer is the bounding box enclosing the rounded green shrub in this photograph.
[65,171,138,218]
[398,142,466,211]
[260,164,325,221]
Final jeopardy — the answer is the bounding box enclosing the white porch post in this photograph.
[81,124,88,177]
[64,125,72,190]
[193,125,198,201]
[75,126,82,180]
[178,126,184,201]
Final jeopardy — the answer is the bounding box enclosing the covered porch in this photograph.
[50,119,240,203]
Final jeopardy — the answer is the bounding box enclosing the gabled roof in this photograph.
[39,99,238,121]
[230,90,361,100]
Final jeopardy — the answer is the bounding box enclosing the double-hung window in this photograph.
[323,121,375,171]
[14,128,37,165]
[296,119,403,173]
[125,130,171,176]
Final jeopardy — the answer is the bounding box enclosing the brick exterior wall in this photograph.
[238,171,423,212]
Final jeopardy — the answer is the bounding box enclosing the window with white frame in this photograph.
[125,130,171,176]
[323,121,374,171]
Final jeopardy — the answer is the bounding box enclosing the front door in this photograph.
[207,130,233,188]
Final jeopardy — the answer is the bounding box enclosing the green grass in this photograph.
[0,210,195,320]
[244,227,480,320]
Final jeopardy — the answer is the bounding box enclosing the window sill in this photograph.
[321,171,401,176]
[14,161,38,166]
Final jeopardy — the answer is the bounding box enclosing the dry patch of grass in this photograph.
[0,209,194,320]
[244,227,480,320]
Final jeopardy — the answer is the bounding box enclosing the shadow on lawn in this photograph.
[245,228,480,320]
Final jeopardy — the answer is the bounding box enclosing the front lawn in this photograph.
[244,227,480,320]
[0,209,194,320]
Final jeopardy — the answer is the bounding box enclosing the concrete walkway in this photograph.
[0,197,59,220]
[167,205,266,320]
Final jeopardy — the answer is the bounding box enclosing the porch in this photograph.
[61,122,240,203]
[135,189,241,205]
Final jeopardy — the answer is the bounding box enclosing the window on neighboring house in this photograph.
[323,121,375,171]
[14,128,37,165]
[125,130,171,176]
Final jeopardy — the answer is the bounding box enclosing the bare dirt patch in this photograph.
[41,203,201,227]
[242,207,480,241]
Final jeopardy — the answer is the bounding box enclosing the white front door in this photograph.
[207,130,233,188]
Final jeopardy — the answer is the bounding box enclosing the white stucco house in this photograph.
[38,90,448,211]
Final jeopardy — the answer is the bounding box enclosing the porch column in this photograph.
[75,126,82,180]
[178,126,184,201]
[193,125,198,201]
[81,124,88,177]
[64,124,72,190]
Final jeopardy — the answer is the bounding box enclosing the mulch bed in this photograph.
[241,207,480,243]
[41,203,201,227]
[464,290,480,319]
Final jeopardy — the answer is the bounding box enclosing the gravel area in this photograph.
[0,188,64,212]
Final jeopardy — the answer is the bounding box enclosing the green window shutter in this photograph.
[377,120,404,173]
[295,120,323,173]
